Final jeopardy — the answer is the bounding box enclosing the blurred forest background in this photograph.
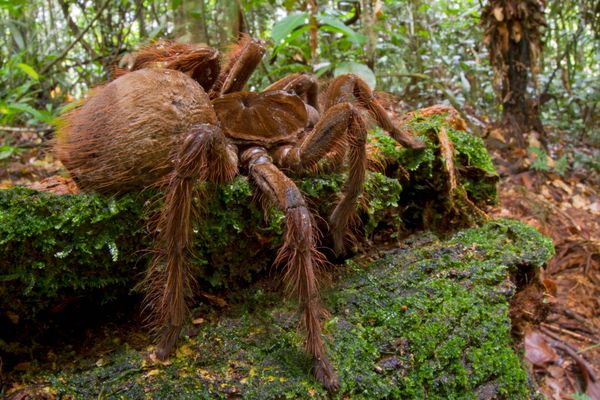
[1,0,600,398]
[1,0,599,156]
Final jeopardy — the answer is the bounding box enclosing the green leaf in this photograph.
[0,145,16,161]
[554,154,569,176]
[272,12,308,44]
[7,103,54,123]
[17,63,39,80]
[334,62,376,90]
[528,146,550,172]
[317,15,364,45]
[271,24,310,56]
[7,21,24,49]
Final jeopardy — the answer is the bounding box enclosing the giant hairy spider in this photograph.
[55,35,423,391]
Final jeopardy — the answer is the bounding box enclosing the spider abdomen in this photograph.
[55,69,217,193]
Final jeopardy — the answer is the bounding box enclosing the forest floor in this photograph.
[1,124,599,399]
[486,132,600,399]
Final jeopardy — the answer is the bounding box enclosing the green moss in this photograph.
[0,188,149,313]
[16,220,553,399]
[368,112,499,233]
[0,171,406,331]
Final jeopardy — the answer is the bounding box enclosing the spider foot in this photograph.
[153,324,182,361]
[313,357,339,392]
[331,229,347,258]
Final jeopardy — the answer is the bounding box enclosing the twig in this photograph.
[541,322,597,343]
[578,343,600,354]
[40,0,111,75]
[0,125,52,133]
[541,24,585,100]
[556,342,598,383]
[541,330,598,383]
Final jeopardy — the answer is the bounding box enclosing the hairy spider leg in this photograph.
[264,73,320,111]
[144,123,238,360]
[325,74,425,149]
[116,43,221,92]
[272,103,368,256]
[242,147,339,392]
[210,35,266,98]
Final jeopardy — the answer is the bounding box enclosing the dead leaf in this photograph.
[542,278,557,297]
[146,369,161,377]
[520,173,534,191]
[525,330,559,366]
[572,195,587,209]
[541,185,552,200]
[551,179,573,196]
[488,128,506,143]
[493,6,504,21]
[200,292,228,307]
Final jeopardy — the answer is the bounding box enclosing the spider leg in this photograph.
[145,123,238,360]
[116,42,221,92]
[325,74,425,149]
[273,103,367,256]
[242,147,339,392]
[210,35,266,98]
[264,73,320,110]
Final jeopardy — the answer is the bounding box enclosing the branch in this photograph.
[56,0,98,59]
[0,125,52,133]
[540,24,585,100]
[343,1,361,26]
[40,0,111,75]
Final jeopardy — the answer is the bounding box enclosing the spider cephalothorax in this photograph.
[55,35,423,391]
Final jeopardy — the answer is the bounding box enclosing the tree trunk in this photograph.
[482,0,546,148]
[502,24,544,147]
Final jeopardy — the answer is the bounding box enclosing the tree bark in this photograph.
[482,0,546,148]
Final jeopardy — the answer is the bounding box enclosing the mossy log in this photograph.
[5,220,554,399]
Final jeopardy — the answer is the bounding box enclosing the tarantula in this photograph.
[55,35,423,391]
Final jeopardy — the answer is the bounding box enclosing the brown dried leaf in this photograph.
[520,173,534,191]
[525,330,559,366]
[542,278,557,297]
[493,6,504,21]
[572,195,587,209]
[200,292,228,307]
[551,179,573,196]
